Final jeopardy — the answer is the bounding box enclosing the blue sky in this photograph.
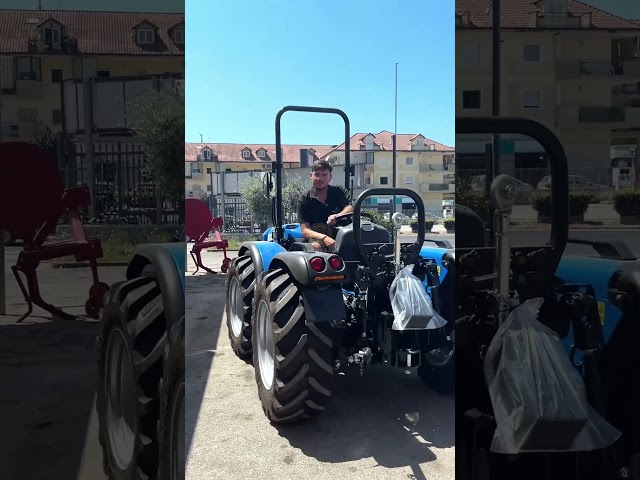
[186,0,455,147]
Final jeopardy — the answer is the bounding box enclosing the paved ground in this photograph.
[0,246,125,480]
[511,203,618,222]
[185,249,455,480]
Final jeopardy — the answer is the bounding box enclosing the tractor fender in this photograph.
[126,243,186,331]
[267,251,348,324]
[239,241,287,278]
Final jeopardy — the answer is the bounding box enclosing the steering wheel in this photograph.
[333,210,376,227]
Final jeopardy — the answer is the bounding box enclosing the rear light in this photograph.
[329,256,344,271]
[309,257,326,272]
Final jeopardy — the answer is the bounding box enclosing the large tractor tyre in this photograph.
[158,316,185,480]
[419,345,455,395]
[226,255,255,361]
[252,268,335,423]
[96,276,167,480]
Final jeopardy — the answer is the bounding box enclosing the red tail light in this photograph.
[329,256,344,271]
[309,257,326,272]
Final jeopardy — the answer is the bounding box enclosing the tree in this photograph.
[282,176,307,222]
[128,85,184,208]
[241,176,272,227]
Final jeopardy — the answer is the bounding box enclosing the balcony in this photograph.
[419,183,455,193]
[557,58,640,80]
[63,73,184,133]
[556,106,640,127]
[418,163,452,173]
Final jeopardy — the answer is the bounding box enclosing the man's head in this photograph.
[310,160,332,191]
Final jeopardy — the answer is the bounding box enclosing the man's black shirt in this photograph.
[297,185,351,226]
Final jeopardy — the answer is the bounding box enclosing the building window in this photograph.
[523,44,540,62]
[405,176,414,185]
[173,28,185,44]
[380,176,389,185]
[16,57,41,81]
[258,150,265,158]
[137,28,155,44]
[406,157,413,165]
[52,109,63,125]
[97,70,110,77]
[462,44,480,63]
[379,157,388,166]
[523,90,541,108]
[51,68,62,83]
[42,27,62,48]
[462,90,481,109]
[365,152,374,164]
[242,150,251,158]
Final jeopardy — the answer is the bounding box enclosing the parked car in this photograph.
[536,175,611,201]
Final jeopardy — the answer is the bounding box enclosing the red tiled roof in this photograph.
[0,9,184,55]
[185,143,332,163]
[324,130,454,156]
[456,0,640,30]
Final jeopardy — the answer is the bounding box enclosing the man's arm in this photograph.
[297,195,330,242]
[327,186,354,224]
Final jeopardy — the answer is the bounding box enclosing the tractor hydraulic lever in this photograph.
[489,174,518,324]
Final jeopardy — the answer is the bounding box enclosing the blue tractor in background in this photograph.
[224,106,455,424]
[455,117,640,480]
[95,241,186,480]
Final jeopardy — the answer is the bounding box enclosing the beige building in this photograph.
[0,9,184,142]
[456,0,640,178]
[320,131,455,211]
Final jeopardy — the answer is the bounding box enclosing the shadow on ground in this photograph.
[0,317,102,480]
[275,366,454,475]
[185,273,227,462]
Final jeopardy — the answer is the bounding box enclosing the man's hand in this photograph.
[327,214,338,226]
[322,235,336,248]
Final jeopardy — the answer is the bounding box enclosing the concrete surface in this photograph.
[0,245,125,480]
[185,249,455,480]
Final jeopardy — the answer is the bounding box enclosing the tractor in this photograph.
[455,117,640,480]
[95,240,185,480]
[224,106,456,423]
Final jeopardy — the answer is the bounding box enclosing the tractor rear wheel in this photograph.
[252,268,335,423]
[96,275,167,479]
[226,255,255,361]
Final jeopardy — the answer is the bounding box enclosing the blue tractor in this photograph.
[224,106,455,423]
[455,117,640,480]
[95,241,185,480]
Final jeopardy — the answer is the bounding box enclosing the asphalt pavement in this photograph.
[185,249,455,480]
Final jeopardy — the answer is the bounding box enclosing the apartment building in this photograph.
[456,0,640,178]
[0,9,184,141]
[184,143,326,197]
[320,131,455,211]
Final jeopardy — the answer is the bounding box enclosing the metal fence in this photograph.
[198,193,444,234]
[60,140,181,225]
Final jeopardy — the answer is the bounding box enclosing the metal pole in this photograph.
[489,0,501,243]
[492,0,501,177]
[83,76,95,218]
[0,89,4,315]
[391,63,398,220]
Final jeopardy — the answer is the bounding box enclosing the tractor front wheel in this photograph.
[96,276,167,479]
[158,315,185,480]
[252,268,335,423]
[226,255,255,361]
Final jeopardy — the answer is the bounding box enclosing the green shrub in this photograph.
[444,219,455,231]
[613,189,640,216]
[409,219,435,232]
[362,209,392,232]
[530,193,591,216]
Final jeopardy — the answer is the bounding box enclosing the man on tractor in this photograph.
[297,160,353,251]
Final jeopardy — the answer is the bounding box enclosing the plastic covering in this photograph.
[389,265,447,331]
[484,298,621,454]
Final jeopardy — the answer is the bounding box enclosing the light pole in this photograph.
[391,62,398,220]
